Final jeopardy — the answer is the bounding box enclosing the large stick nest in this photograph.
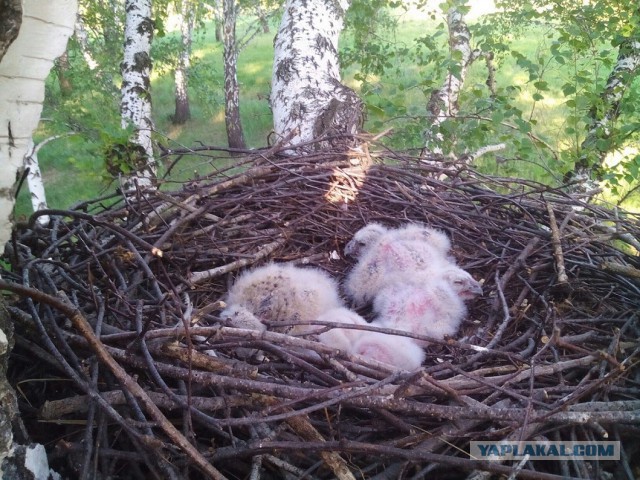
[3,143,640,480]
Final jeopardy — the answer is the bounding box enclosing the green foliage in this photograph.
[25,0,640,219]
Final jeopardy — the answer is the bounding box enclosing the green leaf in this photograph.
[367,104,386,120]
[533,80,549,91]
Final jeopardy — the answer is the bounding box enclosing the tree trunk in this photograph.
[213,0,223,42]
[256,4,270,34]
[173,0,194,124]
[24,140,50,226]
[424,4,477,154]
[0,0,21,63]
[55,49,73,96]
[74,13,99,70]
[120,0,156,190]
[568,36,640,188]
[271,0,363,150]
[0,0,76,474]
[0,0,76,252]
[222,0,247,149]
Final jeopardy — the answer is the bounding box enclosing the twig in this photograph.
[187,237,287,285]
[546,201,569,285]
[0,280,228,480]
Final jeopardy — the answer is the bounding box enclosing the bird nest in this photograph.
[3,142,640,480]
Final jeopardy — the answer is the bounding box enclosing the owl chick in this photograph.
[371,274,468,345]
[344,222,388,257]
[219,304,266,332]
[314,307,369,352]
[351,330,425,370]
[225,263,344,335]
[344,236,453,306]
[389,223,452,256]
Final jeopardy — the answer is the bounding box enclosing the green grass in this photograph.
[16,10,640,220]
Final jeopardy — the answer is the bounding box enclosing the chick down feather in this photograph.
[351,331,425,370]
[344,223,388,258]
[371,274,468,345]
[226,263,344,335]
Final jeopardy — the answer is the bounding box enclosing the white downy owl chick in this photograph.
[314,307,369,352]
[219,304,266,332]
[344,223,388,258]
[389,223,452,256]
[226,263,344,335]
[351,330,425,370]
[343,234,453,306]
[439,264,483,300]
[371,274,468,345]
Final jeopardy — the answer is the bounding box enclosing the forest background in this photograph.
[16,0,640,217]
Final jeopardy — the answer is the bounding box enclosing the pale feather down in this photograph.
[226,263,344,335]
[351,331,425,370]
[344,223,388,257]
[371,274,468,345]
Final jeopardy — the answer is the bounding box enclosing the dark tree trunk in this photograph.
[0,0,21,62]
[214,0,223,42]
[222,0,246,150]
[257,5,270,33]
[56,50,73,96]
[173,0,194,124]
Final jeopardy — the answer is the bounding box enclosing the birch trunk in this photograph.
[222,0,247,149]
[173,0,194,124]
[74,14,99,70]
[120,0,156,190]
[0,0,77,253]
[0,0,76,473]
[271,0,363,150]
[424,4,477,154]
[569,36,640,187]
[24,140,50,226]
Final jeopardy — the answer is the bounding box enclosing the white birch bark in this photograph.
[271,0,363,150]
[0,1,76,473]
[24,140,50,226]
[74,14,99,70]
[0,0,77,254]
[571,38,640,187]
[120,0,156,190]
[424,4,478,154]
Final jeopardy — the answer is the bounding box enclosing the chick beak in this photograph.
[464,279,483,299]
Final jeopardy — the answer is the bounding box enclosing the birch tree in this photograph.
[173,0,195,124]
[120,0,156,190]
[271,0,363,149]
[24,141,50,226]
[0,0,77,251]
[0,0,76,472]
[424,2,477,154]
[569,35,640,186]
[222,0,247,149]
